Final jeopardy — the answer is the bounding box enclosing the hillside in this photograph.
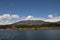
[0,20,60,30]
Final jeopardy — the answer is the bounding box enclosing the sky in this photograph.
[0,0,60,25]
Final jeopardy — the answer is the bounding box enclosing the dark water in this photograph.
[0,30,60,40]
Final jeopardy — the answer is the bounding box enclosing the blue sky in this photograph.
[0,0,60,18]
[0,0,60,25]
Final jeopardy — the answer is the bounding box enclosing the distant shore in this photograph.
[0,27,60,30]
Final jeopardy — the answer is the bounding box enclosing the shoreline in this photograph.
[0,27,60,30]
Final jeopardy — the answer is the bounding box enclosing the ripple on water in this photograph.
[0,30,60,40]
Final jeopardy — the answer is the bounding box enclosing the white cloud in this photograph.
[43,15,60,22]
[23,16,34,20]
[0,14,20,25]
[11,15,19,19]
[0,14,60,25]
[22,15,60,22]
[48,14,53,18]
[22,16,41,21]
[26,16,33,19]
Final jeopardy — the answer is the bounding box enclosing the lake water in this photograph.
[0,30,60,40]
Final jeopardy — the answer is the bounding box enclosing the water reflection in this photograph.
[0,30,60,40]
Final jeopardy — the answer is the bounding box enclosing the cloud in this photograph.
[22,16,41,21]
[11,15,19,19]
[0,14,20,25]
[23,16,34,20]
[42,15,60,22]
[48,14,53,18]
[0,14,60,25]
[22,15,60,22]
[43,15,60,22]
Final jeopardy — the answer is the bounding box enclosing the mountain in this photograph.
[12,20,60,27]
[11,15,60,26]
[0,20,60,29]
[12,20,46,25]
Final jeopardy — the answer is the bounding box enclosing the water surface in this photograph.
[0,30,60,40]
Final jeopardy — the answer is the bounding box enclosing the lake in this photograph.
[0,30,60,40]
